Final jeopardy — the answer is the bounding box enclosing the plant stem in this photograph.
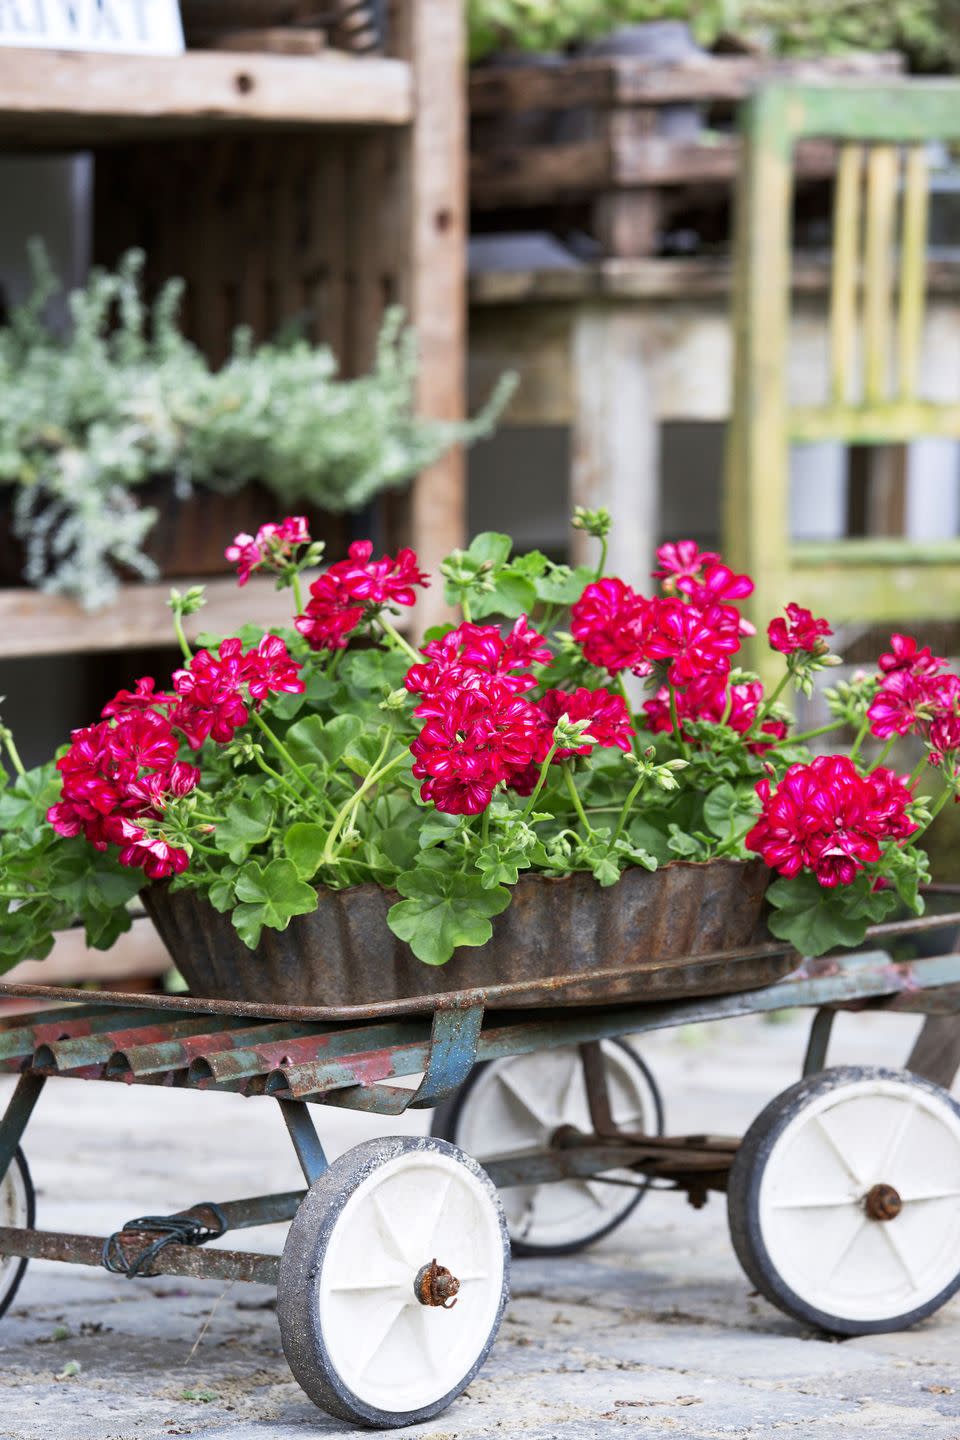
[615,674,641,755]
[172,611,192,664]
[520,743,558,819]
[608,773,646,850]
[292,572,305,616]
[866,734,896,771]
[910,780,955,842]
[249,710,324,800]
[667,683,690,760]
[770,720,845,748]
[461,597,473,624]
[322,747,407,864]
[0,726,26,778]
[909,753,931,788]
[377,613,422,665]
[252,749,303,804]
[849,716,871,762]
[594,536,608,580]
[750,668,790,734]
[563,762,595,837]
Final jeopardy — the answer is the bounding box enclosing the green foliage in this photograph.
[2,245,514,608]
[467,0,960,68]
[387,850,512,965]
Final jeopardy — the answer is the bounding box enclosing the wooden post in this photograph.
[392,0,466,633]
[570,306,659,586]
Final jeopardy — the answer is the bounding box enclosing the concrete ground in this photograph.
[0,1008,958,1440]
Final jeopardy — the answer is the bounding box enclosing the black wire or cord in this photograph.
[102,1203,228,1278]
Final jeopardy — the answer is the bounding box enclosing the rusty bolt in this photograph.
[864,1182,902,1222]
[414,1258,460,1309]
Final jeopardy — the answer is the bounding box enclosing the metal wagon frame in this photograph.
[0,911,959,1427]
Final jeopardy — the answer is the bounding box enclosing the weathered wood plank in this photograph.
[471,136,835,207]
[468,52,902,115]
[829,144,863,405]
[790,401,960,443]
[789,544,960,620]
[0,576,304,659]
[394,0,467,632]
[898,144,930,401]
[863,144,899,404]
[907,1014,960,1088]
[0,49,413,141]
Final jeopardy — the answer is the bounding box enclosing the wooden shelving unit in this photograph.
[1,0,465,652]
[0,48,414,142]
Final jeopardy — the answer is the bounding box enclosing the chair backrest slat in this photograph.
[829,143,863,407]
[898,144,930,402]
[863,144,899,406]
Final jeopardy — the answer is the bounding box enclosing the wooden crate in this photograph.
[470,50,902,258]
[0,0,465,644]
[178,0,379,56]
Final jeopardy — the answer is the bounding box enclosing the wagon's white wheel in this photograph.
[728,1066,960,1336]
[432,1040,663,1255]
[0,1150,34,1320]
[277,1136,509,1427]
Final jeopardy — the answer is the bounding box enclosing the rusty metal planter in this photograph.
[143,859,791,1010]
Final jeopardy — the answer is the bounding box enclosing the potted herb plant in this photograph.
[0,510,949,1005]
[0,245,511,608]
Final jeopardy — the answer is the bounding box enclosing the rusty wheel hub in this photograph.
[415,1258,460,1309]
[864,1182,902,1222]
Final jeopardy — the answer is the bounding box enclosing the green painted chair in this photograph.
[724,80,960,690]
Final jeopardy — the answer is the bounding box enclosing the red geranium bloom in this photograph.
[240,635,305,703]
[170,641,251,749]
[295,570,365,652]
[643,675,786,754]
[867,669,959,741]
[768,603,832,656]
[107,710,181,773]
[336,540,430,608]
[226,516,311,585]
[652,540,720,590]
[408,616,551,704]
[410,676,542,814]
[878,633,947,676]
[419,775,495,816]
[746,755,916,888]
[115,819,190,880]
[676,564,756,636]
[643,597,741,686]
[537,687,634,760]
[101,677,174,718]
[570,578,652,676]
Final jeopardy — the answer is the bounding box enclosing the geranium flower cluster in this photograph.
[171,635,304,749]
[406,617,633,814]
[746,755,918,888]
[48,699,199,880]
[867,632,960,753]
[225,516,311,586]
[47,634,304,876]
[296,540,430,652]
[643,676,787,754]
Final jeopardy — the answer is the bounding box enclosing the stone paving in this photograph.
[0,1008,957,1440]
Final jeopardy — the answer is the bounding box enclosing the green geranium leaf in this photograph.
[284,822,328,881]
[418,812,464,849]
[232,858,317,950]
[0,764,60,832]
[764,872,892,957]
[285,713,364,771]
[213,791,277,865]
[466,531,512,568]
[535,563,595,606]
[208,869,239,913]
[387,852,510,965]
[703,782,759,840]
[627,816,674,864]
[471,572,537,620]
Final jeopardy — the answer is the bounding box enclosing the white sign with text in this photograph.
[0,0,184,55]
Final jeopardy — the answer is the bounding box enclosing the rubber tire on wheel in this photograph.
[277,1135,510,1428]
[729,1066,960,1336]
[432,1039,663,1256]
[0,1150,34,1320]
